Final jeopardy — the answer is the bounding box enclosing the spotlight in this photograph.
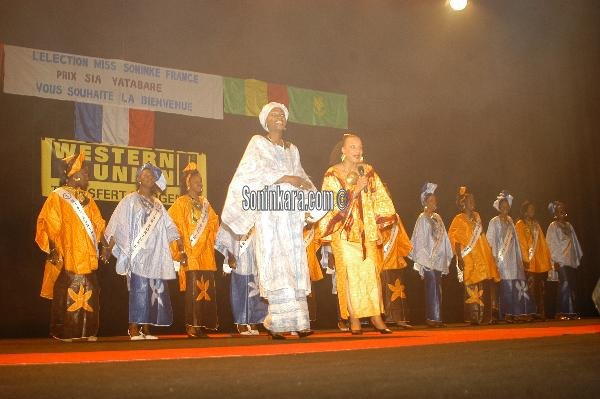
[448,0,468,11]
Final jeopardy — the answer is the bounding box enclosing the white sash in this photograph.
[383,223,399,261]
[461,217,482,259]
[130,201,162,262]
[528,223,539,262]
[55,187,97,253]
[456,216,482,283]
[189,198,210,248]
[304,227,315,249]
[497,219,514,263]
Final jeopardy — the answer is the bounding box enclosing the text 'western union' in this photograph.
[52,140,177,184]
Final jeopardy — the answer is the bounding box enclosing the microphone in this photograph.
[357,165,367,193]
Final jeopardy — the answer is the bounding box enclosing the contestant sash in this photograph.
[497,219,514,263]
[190,198,210,248]
[55,187,97,253]
[130,201,162,262]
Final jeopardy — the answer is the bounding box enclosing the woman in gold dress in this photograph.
[318,133,396,334]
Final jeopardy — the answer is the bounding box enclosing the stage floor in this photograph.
[1,319,599,398]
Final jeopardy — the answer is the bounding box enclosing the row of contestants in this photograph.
[36,157,220,340]
[315,160,583,332]
[384,186,584,328]
[34,102,583,341]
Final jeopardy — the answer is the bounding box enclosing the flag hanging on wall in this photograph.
[74,102,155,147]
[223,77,347,129]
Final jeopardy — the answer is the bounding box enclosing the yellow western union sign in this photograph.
[41,137,207,205]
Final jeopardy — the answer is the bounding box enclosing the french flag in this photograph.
[74,102,154,147]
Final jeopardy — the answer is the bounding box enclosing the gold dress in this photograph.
[318,164,396,319]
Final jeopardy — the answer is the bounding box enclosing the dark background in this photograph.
[1,0,598,338]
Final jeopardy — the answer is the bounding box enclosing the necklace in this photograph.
[189,195,203,224]
[339,163,358,186]
[64,185,88,206]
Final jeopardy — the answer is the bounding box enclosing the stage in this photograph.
[1,319,598,398]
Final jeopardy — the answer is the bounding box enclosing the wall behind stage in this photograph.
[1,0,598,338]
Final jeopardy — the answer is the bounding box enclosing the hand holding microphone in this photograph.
[356,165,368,193]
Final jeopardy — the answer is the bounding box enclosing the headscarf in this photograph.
[137,162,167,191]
[63,153,86,177]
[420,182,437,206]
[548,200,562,215]
[456,186,471,209]
[182,162,200,191]
[493,190,513,212]
[258,102,289,132]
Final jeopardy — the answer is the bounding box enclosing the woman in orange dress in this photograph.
[448,186,500,325]
[514,201,553,320]
[169,162,220,338]
[35,153,105,341]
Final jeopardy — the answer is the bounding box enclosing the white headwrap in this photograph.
[548,200,561,215]
[258,102,289,132]
[493,190,513,212]
[137,162,167,192]
[420,182,437,206]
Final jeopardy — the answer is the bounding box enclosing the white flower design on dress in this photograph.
[150,279,164,307]
[248,281,260,298]
[516,280,530,301]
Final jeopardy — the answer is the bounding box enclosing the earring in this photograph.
[74,177,81,182]
[341,154,346,162]
[359,156,364,162]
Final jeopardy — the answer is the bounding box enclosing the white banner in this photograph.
[2,44,223,119]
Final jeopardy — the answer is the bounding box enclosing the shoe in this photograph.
[337,320,350,332]
[396,322,414,330]
[290,331,299,336]
[297,330,313,338]
[236,324,252,335]
[350,329,363,335]
[267,330,285,340]
[128,325,145,341]
[426,320,446,328]
[141,325,158,339]
[186,325,199,338]
[374,327,393,334]
[250,329,260,336]
[87,336,98,342]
